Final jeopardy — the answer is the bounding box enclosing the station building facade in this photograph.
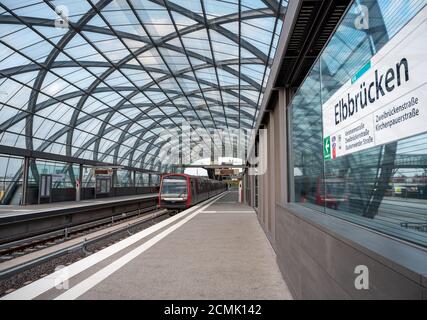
[245,0,427,299]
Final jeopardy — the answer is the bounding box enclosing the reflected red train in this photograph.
[315,177,348,210]
[158,173,227,210]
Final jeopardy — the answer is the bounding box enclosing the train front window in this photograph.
[161,177,188,197]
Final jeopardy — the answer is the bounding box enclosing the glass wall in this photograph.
[0,154,24,203]
[151,174,160,187]
[82,166,95,188]
[290,0,427,247]
[114,169,132,187]
[34,160,79,188]
[135,172,146,187]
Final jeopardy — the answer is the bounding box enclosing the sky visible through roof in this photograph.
[0,0,287,173]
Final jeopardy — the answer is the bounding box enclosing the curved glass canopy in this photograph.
[0,0,286,172]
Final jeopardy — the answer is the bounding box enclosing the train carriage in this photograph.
[159,173,227,210]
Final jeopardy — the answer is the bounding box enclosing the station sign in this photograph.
[219,169,234,176]
[94,168,113,175]
[322,6,427,160]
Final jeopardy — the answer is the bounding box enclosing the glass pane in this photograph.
[290,0,427,247]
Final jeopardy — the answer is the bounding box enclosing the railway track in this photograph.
[0,207,171,296]
[0,205,159,261]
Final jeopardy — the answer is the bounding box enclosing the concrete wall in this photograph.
[275,204,427,299]
[248,89,427,300]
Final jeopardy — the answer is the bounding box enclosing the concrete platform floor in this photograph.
[80,191,291,300]
[3,191,292,300]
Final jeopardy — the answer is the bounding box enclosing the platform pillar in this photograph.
[21,156,30,206]
[76,164,83,201]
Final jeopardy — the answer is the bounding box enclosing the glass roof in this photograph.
[0,0,286,171]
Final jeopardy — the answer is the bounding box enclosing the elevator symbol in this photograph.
[332,136,337,159]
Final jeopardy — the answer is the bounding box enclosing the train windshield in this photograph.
[161,176,188,196]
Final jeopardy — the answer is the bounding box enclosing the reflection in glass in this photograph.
[290,0,427,247]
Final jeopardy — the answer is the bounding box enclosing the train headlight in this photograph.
[161,195,187,201]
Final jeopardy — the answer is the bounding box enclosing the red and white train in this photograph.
[158,173,227,210]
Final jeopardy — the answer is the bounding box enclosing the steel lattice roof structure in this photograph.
[0,0,286,173]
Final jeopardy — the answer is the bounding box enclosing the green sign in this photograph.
[324,136,331,160]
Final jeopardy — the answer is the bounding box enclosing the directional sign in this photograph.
[322,6,427,160]
[323,136,331,160]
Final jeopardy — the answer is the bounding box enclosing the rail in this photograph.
[0,208,168,281]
